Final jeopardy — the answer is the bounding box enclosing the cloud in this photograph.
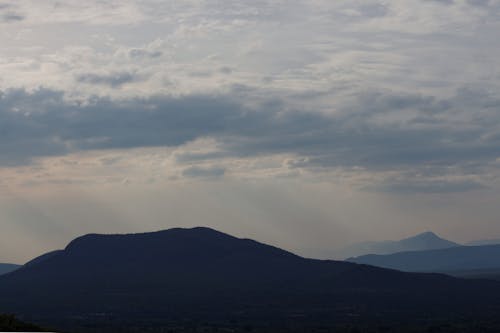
[467,0,491,6]
[75,71,145,87]
[364,179,486,194]
[424,0,455,5]
[0,3,23,22]
[1,12,23,22]
[182,166,226,179]
[0,86,499,192]
[128,48,162,59]
[1,0,500,194]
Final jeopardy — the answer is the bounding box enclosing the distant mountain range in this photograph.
[466,239,500,246]
[1,227,500,332]
[348,244,500,278]
[0,263,20,276]
[336,231,459,258]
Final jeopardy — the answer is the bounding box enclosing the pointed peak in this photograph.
[405,231,441,240]
[417,231,439,237]
[400,231,459,248]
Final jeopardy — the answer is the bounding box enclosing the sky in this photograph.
[1,0,500,263]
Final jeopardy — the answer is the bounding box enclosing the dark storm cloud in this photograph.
[0,88,499,186]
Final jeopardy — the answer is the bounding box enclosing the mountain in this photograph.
[1,227,500,332]
[0,263,20,276]
[348,244,500,275]
[336,231,459,258]
[23,250,63,267]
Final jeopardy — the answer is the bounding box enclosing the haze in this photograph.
[1,0,500,263]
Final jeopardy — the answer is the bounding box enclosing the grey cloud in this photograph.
[424,0,455,5]
[467,0,491,6]
[1,87,499,192]
[1,13,23,22]
[0,3,23,22]
[175,151,231,163]
[128,48,162,59]
[357,4,389,18]
[0,88,248,165]
[219,67,233,74]
[182,166,226,179]
[75,71,144,87]
[189,71,213,78]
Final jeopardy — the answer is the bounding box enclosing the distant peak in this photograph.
[404,231,441,240]
[401,231,459,247]
[416,231,439,238]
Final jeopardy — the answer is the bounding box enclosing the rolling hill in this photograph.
[1,227,499,332]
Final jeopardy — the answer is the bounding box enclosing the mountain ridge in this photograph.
[1,227,500,331]
[466,238,500,246]
[335,231,459,258]
[347,243,500,274]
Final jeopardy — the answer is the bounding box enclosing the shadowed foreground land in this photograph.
[7,320,500,333]
[0,314,48,331]
[2,228,500,332]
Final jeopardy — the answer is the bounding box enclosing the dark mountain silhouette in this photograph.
[0,263,19,276]
[446,268,500,280]
[348,244,500,274]
[23,250,63,267]
[1,227,500,332]
[336,231,459,258]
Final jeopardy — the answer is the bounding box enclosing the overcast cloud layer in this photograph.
[1,0,500,262]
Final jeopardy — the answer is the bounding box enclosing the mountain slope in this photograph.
[337,231,459,258]
[0,227,499,331]
[0,263,20,276]
[348,244,500,273]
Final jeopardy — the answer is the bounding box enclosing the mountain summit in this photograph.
[337,231,459,259]
[0,227,499,331]
[397,231,459,249]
